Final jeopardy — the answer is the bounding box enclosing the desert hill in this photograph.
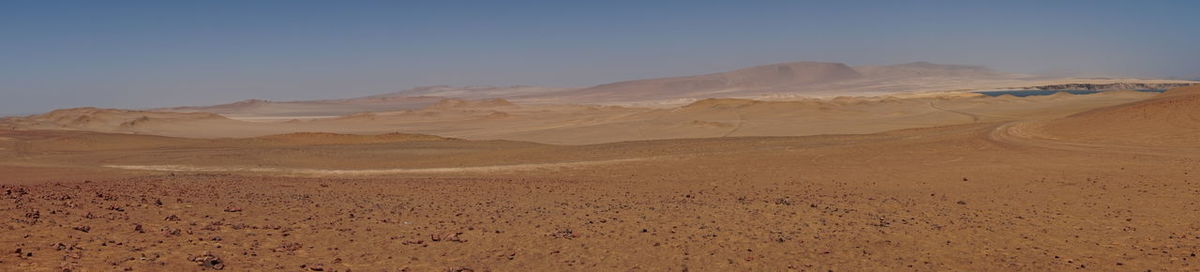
[1041,85,1200,146]
[161,96,446,118]
[553,62,863,102]
[1,90,1174,145]
[853,61,999,78]
[149,61,1196,115]
[532,61,1194,104]
[157,86,570,118]
[3,107,237,133]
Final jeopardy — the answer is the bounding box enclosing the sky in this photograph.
[2,0,1198,115]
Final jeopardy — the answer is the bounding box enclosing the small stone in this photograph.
[190,252,224,270]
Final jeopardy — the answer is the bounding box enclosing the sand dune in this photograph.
[1039,85,1200,146]
[5,108,241,133]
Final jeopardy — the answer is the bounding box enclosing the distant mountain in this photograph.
[560,62,863,102]
[153,61,1196,115]
[853,62,998,78]
[538,61,1018,103]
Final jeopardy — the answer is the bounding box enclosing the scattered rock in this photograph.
[190,252,224,270]
[551,229,576,239]
[430,232,467,243]
[273,242,303,253]
[301,263,325,271]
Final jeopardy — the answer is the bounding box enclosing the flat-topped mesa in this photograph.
[1028,82,1195,91]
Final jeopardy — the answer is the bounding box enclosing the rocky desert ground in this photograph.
[2,63,1199,271]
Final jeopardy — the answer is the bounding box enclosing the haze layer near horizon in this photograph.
[2,0,1198,115]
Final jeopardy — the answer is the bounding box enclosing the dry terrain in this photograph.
[0,85,1198,271]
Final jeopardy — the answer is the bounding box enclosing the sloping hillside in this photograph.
[1041,85,1200,146]
[560,62,863,102]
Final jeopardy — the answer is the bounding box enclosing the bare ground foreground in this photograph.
[2,87,1200,271]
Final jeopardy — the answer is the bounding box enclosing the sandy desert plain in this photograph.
[1,62,1199,271]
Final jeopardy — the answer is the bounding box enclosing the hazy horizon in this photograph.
[3,0,1199,115]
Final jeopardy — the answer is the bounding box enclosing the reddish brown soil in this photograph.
[2,88,1199,271]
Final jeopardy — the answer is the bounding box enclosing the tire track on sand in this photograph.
[928,101,981,122]
[987,121,1199,157]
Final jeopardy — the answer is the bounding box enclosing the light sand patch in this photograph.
[225,115,340,122]
[104,157,651,176]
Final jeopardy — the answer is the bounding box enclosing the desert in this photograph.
[4,81,1199,271]
[4,1,1200,271]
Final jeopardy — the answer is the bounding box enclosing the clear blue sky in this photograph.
[2,0,1198,115]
